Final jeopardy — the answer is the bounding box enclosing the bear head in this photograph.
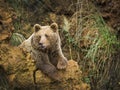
[31,23,59,51]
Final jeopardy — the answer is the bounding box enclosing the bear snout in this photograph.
[39,42,43,46]
[39,43,46,49]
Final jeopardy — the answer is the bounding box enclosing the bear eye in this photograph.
[45,34,49,38]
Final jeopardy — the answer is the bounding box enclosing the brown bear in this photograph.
[31,23,68,83]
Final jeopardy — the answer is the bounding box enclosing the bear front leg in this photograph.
[35,53,62,81]
[37,63,62,81]
[50,52,67,69]
[57,56,68,69]
[55,48,68,69]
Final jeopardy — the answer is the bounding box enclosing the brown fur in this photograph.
[31,23,68,82]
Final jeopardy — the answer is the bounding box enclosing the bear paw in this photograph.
[57,57,68,69]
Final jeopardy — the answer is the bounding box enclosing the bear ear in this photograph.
[50,23,58,32]
[34,24,41,32]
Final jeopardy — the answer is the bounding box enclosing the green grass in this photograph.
[83,14,120,88]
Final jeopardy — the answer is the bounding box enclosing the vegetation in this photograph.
[0,0,120,90]
[61,1,120,89]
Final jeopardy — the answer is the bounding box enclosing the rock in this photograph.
[0,44,90,90]
[13,58,82,87]
[13,57,89,90]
